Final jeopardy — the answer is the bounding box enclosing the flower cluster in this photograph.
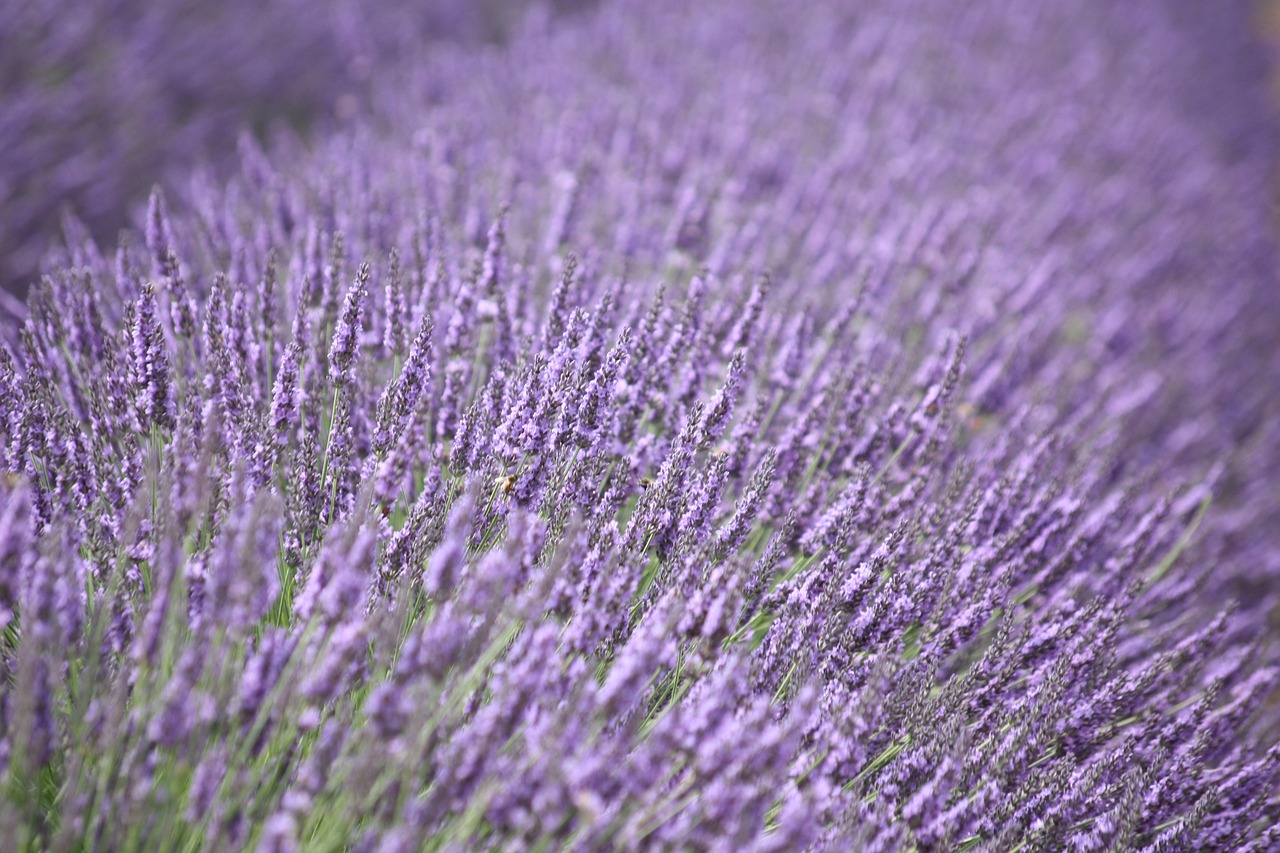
[1,0,1278,850]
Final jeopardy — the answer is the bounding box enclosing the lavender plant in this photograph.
[2,0,1279,850]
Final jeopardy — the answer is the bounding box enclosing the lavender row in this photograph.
[2,0,1279,849]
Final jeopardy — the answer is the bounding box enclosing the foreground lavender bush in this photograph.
[3,0,1279,849]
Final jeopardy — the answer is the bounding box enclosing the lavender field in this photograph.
[2,1,1279,850]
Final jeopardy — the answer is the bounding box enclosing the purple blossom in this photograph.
[328,262,371,387]
[128,281,176,431]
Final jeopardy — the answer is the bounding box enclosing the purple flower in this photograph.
[328,262,371,387]
[128,281,176,431]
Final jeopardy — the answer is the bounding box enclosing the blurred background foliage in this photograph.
[0,0,1270,313]
[0,0,598,308]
